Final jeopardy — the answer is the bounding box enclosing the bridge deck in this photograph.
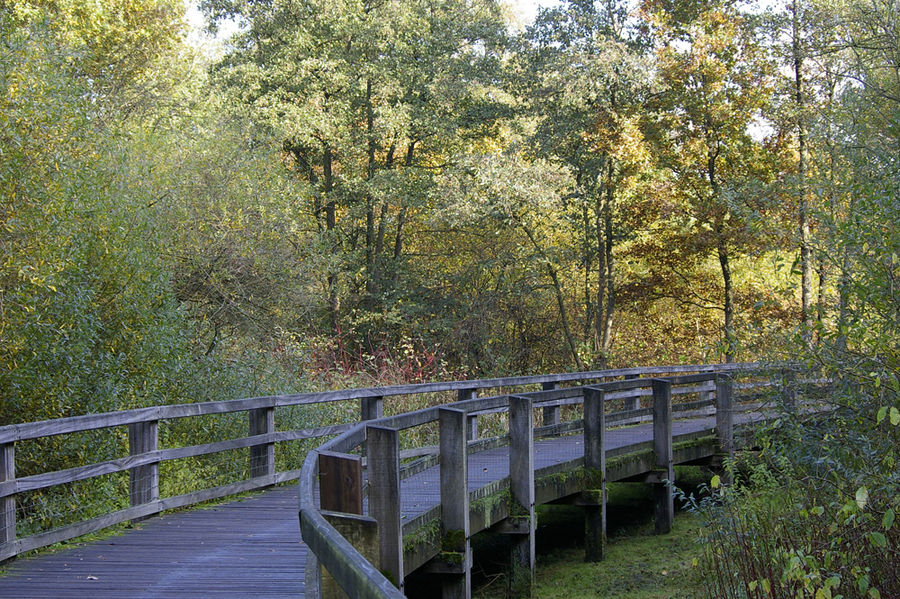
[0,415,727,598]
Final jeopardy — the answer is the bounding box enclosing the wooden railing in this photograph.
[0,363,768,564]
[297,363,803,599]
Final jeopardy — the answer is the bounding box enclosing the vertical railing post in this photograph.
[508,395,535,597]
[651,379,674,534]
[249,406,275,481]
[715,375,734,458]
[128,420,159,523]
[583,387,606,562]
[1,442,15,549]
[625,373,641,412]
[782,368,797,412]
[439,407,471,599]
[541,381,560,427]
[360,395,383,458]
[458,389,478,441]
[367,425,403,592]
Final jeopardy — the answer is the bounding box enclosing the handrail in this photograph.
[0,362,768,564]
[297,363,793,598]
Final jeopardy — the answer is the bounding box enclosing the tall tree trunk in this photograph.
[392,141,415,264]
[581,195,595,344]
[324,145,339,332]
[364,78,377,301]
[717,235,735,363]
[594,180,608,357]
[793,0,813,332]
[375,143,395,259]
[547,262,586,371]
[600,160,615,358]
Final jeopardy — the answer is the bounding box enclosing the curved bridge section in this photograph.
[0,363,814,598]
[299,364,797,599]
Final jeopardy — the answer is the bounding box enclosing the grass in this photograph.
[525,513,705,599]
[473,469,712,599]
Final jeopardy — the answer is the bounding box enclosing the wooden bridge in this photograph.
[0,363,809,598]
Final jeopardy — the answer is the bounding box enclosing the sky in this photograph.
[186,1,563,43]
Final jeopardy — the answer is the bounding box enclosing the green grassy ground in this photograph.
[473,469,711,598]
[524,513,705,599]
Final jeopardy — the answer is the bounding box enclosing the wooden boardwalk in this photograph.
[0,415,731,598]
[0,486,306,598]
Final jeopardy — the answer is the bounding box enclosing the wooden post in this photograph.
[541,381,560,427]
[715,375,734,458]
[360,396,384,422]
[128,421,158,523]
[652,379,674,534]
[360,396,383,458]
[367,425,403,591]
[321,512,380,599]
[1,443,14,547]
[625,373,641,412]
[583,387,606,562]
[439,408,471,599]
[701,380,715,414]
[782,369,797,412]
[508,395,535,598]
[458,389,478,441]
[318,452,363,515]
[249,407,275,481]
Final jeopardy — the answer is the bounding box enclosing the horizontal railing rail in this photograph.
[298,363,823,598]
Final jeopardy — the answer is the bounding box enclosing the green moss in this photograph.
[442,528,466,552]
[403,518,440,553]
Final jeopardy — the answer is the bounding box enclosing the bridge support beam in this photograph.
[367,425,404,593]
[437,407,471,599]
[652,379,674,534]
[508,395,535,598]
[583,387,606,562]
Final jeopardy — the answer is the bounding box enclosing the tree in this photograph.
[205,0,509,336]
[516,0,653,365]
[644,0,781,362]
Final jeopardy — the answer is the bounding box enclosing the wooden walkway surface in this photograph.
[0,415,726,598]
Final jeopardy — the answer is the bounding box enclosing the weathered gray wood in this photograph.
[366,425,403,592]
[0,363,761,444]
[128,420,158,523]
[716,375,734,457]
[249,407,275,480]
[300,508,405,599]
[583,387,606,561]
[1,443,14,547]
[360,396,384,421]
[507,395,535,598]
[360,396,383,458]
[322,512,380,599]
[319,452,363,515]
[782,369,797,411]
[439,408,471,599]
[457,389,478,441]
[541,382,561,427]
[623,374,641,411]
[3,434,277,497]
[652,379,674,534]
[1,501,159,562]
